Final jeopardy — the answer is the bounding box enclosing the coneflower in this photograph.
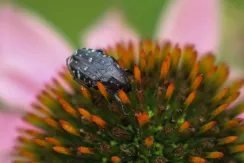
[14,40,244,163]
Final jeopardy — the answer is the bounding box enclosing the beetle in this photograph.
[66,48,132,95]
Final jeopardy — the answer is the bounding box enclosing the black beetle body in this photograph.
[66,48,131,94]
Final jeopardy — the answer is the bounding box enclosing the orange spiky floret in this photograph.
[43,117,59,129]
[200,121,216,133]
[211,88,229,103]
[14,40,244,163]
[32,139,48,147]
[144,136,154,148]
[135,111,149,127]
[205,152,224,159]
[231,144,244,153]
[60,120,80,136]
[97,81,110,101]
[77,146,95,154]
[218,136,238,145]
[189,62,200,81]
[134,64,141,85]
[45,137,62,146]
[160,54,171,80]
[78,108,92,121]
[118,89,130,104]
[210,104,229,118]
[191,74,203,90]
[179,121,190,133]
[53,146,71,155]
[188,156,206,163]
[165,82,175,101]
[91,115,107,128]
[80,85,92,101]
[184,92,196,110]
[61,103,79,118]
[111,156,121,163]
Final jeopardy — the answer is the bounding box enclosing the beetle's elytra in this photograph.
[66,48,131,94]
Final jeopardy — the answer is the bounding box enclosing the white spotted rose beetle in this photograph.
[66,48,132,95]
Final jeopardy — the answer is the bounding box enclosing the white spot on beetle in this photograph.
[88,57,93,62]
[84,66,88,71]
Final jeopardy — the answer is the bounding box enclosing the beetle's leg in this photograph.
[113,93,129,115]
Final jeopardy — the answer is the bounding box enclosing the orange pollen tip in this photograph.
[53,146,71,155]
[179,121,190,133]
[43,117,59,128]
[57,97,69,106]
[78,146,95,154]
[189,62,200,81]
[212,88,229,103]
[78,108,92,121]
[62,103,78,117]
[60,120,79,136]
[32,139,48,147]
[97,81,109,100]
[160,56,171,80]
[18,136,30,143]
[231,144,244,153]
[118,90,130,104]
[91,115,107,128]
[134,64,141,84]
[211,104,228,118]
[184,92,196,109]
[111,156,121,163]
[165,83,175,101]
[218,136,238,145]
[19,151,36,159]
[200,121,216,133]
[25,129,41,137]
[189,156,206,163]
[231,79,244,92]
[144,136,154,148]
[206,152,224,158]
[225,118,243,128]
[45,137,62,146]
[135,112,149,127]
[80,85,92,101]
[191,74,203,90]
[226,92,240,103]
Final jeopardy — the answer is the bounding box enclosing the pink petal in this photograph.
[156,0,220,55]
[82,9,139,49]
[0,3,73,110]
[0,113,27,161]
